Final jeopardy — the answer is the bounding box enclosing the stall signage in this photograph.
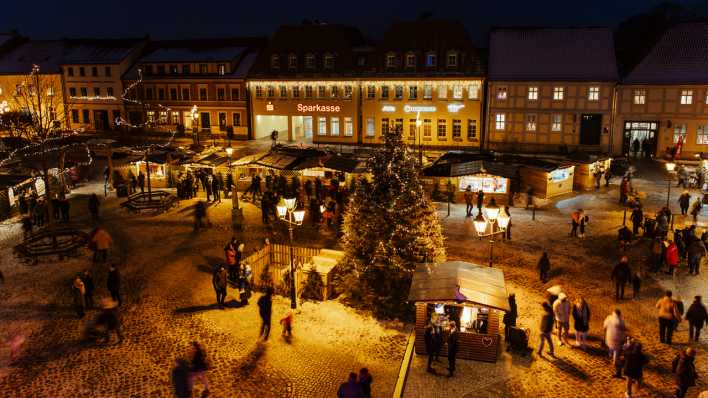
[549,168,570,182]
[34,177,45,196]
[296,103,341,113]
[447,103,465,113]
[7,187,15,207]
[403,105,436,113]
[458,176,507,193]
[381,105,396,112]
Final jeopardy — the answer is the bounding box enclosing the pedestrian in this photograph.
[337,372,363,398]
[193,201,207,231]
[618,225,633,251]
[630,206,643,236]
[666,239,680,275]
[72,275,86,318]
[171,358,191,398]
[623,341,648,398]
[258,287,273,340]
[611,256,631,300]
[656,290,680,344]
[224,238,238,284]
[280,310,294,337]
[424,323,435,372]
[503,293,518,343]
[594,170,603,189]
[690,199,702,223]
[96,298,123,343]
[107,264,121,306]
[205,175,213,202]
[91,227,112,264]
[464,186,473,217]
[211,175,220,203]
[538,301,555,357]
[603,309,626,377]
[504,205,512,240]
[476,189,484,216]
[538,252,551,283]
[88,193,100,223]
[261,192,270,224]
[685,295,707,342]
[129,173,137,194]
[188,341,210,395]
[570,209,581,237]
[632,138,640,157]
[432,324,443,363]
[649,236,665,272]
[572,297,590,349]
[631,271,642,299]
[673,348,698,398]
[604,168,612,187]
[579,212,589,239]
[687,236,706,275]
[0,268,4,284]
[447,321,459,377]
[82,269,95,309]
[358,368,373,398]
[525,186,534,209]
[553,292,571,346]
[212,265,228,308]
[679,191,691,215]
[137,171,145,193]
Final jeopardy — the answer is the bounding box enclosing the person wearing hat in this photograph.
[553,292,571,346]
[674,348,698,398]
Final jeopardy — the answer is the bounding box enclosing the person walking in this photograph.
[337,372,363,398]
[71,275,86,318]
[611,256,632,300]
[88,193,100,223]
[503,294,518,343]
[604,168,612,187]
[358,368,373,398]
[623,341,648,398]
[504,205,512,240]
[432,324,443,363]
[538,252,551,283]
[107,264,121,306]
[447,321,459,377]
[666,239,680,275]
[685,296,707,342]
[679,191,691,215]
[570,209,581,237]
[537,301,555,357]
[579,212,589,239]
[476,189,484,216]
[424,323,435,372]
[525,186,534,209]
[464,186,473,217]
[212,265,228,308]
[674,348,698,398]
[690,199,703,223]
[656,290,679,344]
[188,341,210,395]
[193,201,207,232]
[603,309,626,377]
[258,287,273,340]
[224,238,239,284]
[630,206,643,237]
[280,310,294,338]
[211,175,220,204]
[632,271,642,299]
[82,269,95,309]
[91,227,113,264]
[137,171,145,193]
[553,293,571,346]
[687,236,706,275]
[572,297,590,349]
[96,298,123,343]
[649,237,665,272]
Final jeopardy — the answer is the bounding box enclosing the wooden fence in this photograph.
[244,243,322,293]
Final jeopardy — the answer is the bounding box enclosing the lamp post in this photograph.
[416,113,423,165]
[472,200,510,267]
[225,147,235,204]
[277,197,305,309]
[190,105,199,146]
[665,161,676,208]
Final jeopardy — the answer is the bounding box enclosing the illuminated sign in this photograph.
[447,103,465,113]
[549,168,571,182]
[458,176,508,193]
[266,101,274,111]
[296,103,341,113]
[403,105,436,113]
[381,105,396,112]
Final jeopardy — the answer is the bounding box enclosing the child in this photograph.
[280,311,294,337]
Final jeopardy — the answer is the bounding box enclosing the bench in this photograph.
[14,226,89,263]
[120,191,177,214]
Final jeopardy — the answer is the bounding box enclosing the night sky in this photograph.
[1,0,701,44]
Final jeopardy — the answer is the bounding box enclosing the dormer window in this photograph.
[323,54,335,69]
[425,53,437,67]
[305,54,315,69]
[288,54,297,69]
[405,53,416,68]
[271,55,280,70]
[386,53,396,68]
[447,52,458,67]
[357,55,366,66]
[217,64,225,75]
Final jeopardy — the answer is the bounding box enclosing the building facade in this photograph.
[486,28,618,154]
[614,23,708,158]
[62,38,146,131]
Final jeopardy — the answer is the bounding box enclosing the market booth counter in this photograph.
[409,261,510,362]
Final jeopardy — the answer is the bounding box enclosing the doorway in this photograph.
[254,115,288,139]
[579,114,602,145]
[93,110,109,130]
[623,121,659,156]
[304,116,313,139]
[200,112,211,132]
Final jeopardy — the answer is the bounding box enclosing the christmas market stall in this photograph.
[0,173,35,219]
[516,158,575,199]
[409,261,510,362]
[567,153,612,191]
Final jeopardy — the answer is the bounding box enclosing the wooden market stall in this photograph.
[409,261,510,363]
[516,159,575,199]
[568,153,612,191]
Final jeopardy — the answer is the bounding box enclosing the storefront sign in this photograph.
[303,169,325,177]
[549,168,570,182]
[381,105,396,112]
[34,177,45,196]
[447,103,465,113]
[296,103,341,113]
[403,105,436,113]
[458,176,507,193]
[266,101,274,111]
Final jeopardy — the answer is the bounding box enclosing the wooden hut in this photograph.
[517,159,575,199]
[409,261,510,362]
[568,153,611,191]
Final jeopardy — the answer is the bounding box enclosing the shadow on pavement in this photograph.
[174,303,221,314]
[548,356,589,380]
[237,341,266,378]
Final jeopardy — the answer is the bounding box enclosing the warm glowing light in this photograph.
[497,208,510,230]
[284,197,297,211]
[666,162,676,172]
[293,209,305,224]
[225,147,233,157]
[484,203,500,222]
[473,214,487,235]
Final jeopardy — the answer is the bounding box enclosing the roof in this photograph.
[141,47,246,63]
[623,22,708,84]
[408,261,510,311]
[488,27,618,82]
[0,40,65,74]
[62,38,144,64]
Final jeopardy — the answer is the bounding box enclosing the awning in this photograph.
[408,261,510,312]
[231,152,268,167]
[255,153,301,170]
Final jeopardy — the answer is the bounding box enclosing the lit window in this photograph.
[367,85,375,99]
[292,86,300,98]
[408,119,416,138]
[288,54,297,69]
[305,86,313,98]
[588,86,600,101]
[270,55,280,69]
[279,85,287,97]
[551,114,562,132]
[318,117,327,135]
[386,54,396,68]
[255,86,263,98]
[324,54,335,69]
[447,52,458,67]
[680,90,693,105]
[267,86,275,98]
[423,119,432,137]
[46,87,54,96]
[528,87,538,100]
[426,53,437,67]
[633,89,646,105]
[468,85,479,100]
[218,65,225,76]
[497,87,507,100]
[674,124,687,143]
[330,117,340,136]
[330,85,338,98]
[232,113,241,126]
[344,117,353,136]
[409,86,417,100]
[381,118,389,135]
[305,54,315,69]
[467,119,477,140]
[147,111,155,123]
[453,85,463,99]
[171,112,180,124]
[438,85,447,99]
[318,86,326,98]
[452,119,461,138]
[394,118,403,134]
[424,84,432,99]
[366,118,375,137]
[395,85,403,100]
[381,86,389,99]
[159,111,168,124]
[495,114,505,130]
[553,86,564,100]
[406,53,416,67]
[697,125,708,145]
[437,119,447,138]
[526,114,537,131]
[344,85,352,99]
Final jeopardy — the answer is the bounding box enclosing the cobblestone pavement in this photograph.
[404,159,707,397]
[0,184,408,397]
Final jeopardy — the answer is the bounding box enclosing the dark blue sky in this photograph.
[0,0,699,43]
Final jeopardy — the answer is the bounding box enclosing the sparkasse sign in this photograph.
[296,103,341,113]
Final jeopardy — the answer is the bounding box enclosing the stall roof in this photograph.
[0,173,33,188]
[255,152,301,170]
[324,155,366,174]
[231,152,267,167]
[194,152,229,167]
[408,261,510,311]
[565,152,611,164]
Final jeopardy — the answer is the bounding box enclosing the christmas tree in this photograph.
[340,128,445,318]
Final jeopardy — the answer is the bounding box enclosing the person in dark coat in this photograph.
[72,275,86,318]
[678,191,691,215]
[129,174,137,194]
[424,324,435,372]
[82,269,95,309]
[205,176,213,202]
[476,190,484,216]
[211,175,220,203]
[193,201,207,232]
[618,225,633,251]
[137,171,145,193]
[611,256,632,300]
[538,252,551,283]
[463,186,474,217]
[258,288,273,340]
[630,207,643,236]
[337,372,363,398]
[95,298,123,343]
[503,294,518,343]
[432,325,443,363]
[685,295,707,342]
[107,264,121,305]
[623,341,648,397]
[188,341,209,394]
[88,194,100,223]
[674,348,698,398]
[358,368,372,398]
[632,271,642,299]
[447,321,459,377]
[538,302,555,357]
[572,297,590,349]
[212,266,228,308]
[171,358,191,398]
[504,205,512,240]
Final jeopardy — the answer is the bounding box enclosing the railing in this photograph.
[244,243,322,292]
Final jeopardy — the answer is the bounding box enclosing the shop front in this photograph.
[409,261,510,363]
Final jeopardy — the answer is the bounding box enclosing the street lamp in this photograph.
[415,113,423,165]
[665,161,676,208]
[473,201,510,267]
[277,197,305,309]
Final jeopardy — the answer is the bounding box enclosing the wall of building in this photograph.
[64,61,130,130]
[0,73,67,131]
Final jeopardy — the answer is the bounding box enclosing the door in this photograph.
[218,112,227,131]
[93,110,109,130]
[579,114,602,145]
[623,121,659,156]
[304,116,313,139]
[200,112,211,131]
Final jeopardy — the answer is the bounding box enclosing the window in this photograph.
[146,111,155,123]
[409,86,417,100]
[495,114,506,130]
[423,119,432,137]
[305,85,313,98]
[680,90,693,105]
[94,87,101,97]
[288,54,297,69]
[80,87,88,97]
[231,88,240,100]
[588,86,600,101]
[159,111,168,124]
[526,114,537,131]
[279,85,287,97]
[330,86,338,98]
[144,87,153,100]
[233,113,241,127]
[67,67,74,77]
[395,85,403,100]
[292,86,300,98]
[170,65,178,74]
[318,86,326,98]
[323,54,335,69]
[270,55,280,69]
[453,84,463,99]
[344,85,352,99]
[92,66,98,77]
[698,125,708,145]
[468,84,479,100]
[344,117,353,136]
[426,53,437,67]
[406,53,416,68]
[674,124,687,143]
[305,54,315,69]
[386,53,396,68]
[182,88,190,100]
[166,88,176,101]
[330,117,340,136]
[267,86,275,98]
[182,65,190,74]
[199,64,208,73]
[157,88,164,100]
[157,65,165,75]
[357,55,367,66]
[409,119,417,138]
[553,86,564,100]
[467,119,477,140]
[82,109,90,123]
[497,87,507,100]
[199,88,207,101]
[424,84,432,100]
[105,66,111,77]
[367,85,375,99]
[381,86,389,99]
[551,114,562,132]
[528,86,538,100]
[438,85,447,99]
[366,118,375,137]
[394,118,403,134]
[452,119,461,138]
[71,110,79,123]
[633,89,646,105]
[217,88,225,101]
[107,87,113,97]
[318,117,327,135]
[69,87,77,97]
[255,86,263,98]
[447,52,458,67]
[381,118,389,135]
[79,67,86,77]
[705,93,708,104]
[437,119,447,138]
[217,64,225,75]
